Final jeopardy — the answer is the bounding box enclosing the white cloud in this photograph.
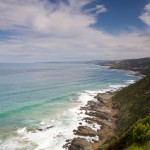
[139,3,150,28]
[84,4,107,14]
[0,0,150,62]
[96,5,107,14]
[0,0,96,35]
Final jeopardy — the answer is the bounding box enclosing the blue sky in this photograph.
[0,0,150,62]
[95,0,148,32]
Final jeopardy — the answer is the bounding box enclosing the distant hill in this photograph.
[98,57,150,75]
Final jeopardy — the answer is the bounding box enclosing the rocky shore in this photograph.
[64,92,118,150]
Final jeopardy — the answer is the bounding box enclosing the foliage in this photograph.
[113,75,150,135]
[104,75,150,150]
[106,115,150,150]
[98,59,150,150]
[126,142,150,150]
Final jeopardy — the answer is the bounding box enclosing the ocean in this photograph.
[0,62,139,150]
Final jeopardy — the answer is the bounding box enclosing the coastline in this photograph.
[0,63,141,150]
[64,91,118,150]
[63,69,142,150]
[103,65,146,77]
[0,61,148,150]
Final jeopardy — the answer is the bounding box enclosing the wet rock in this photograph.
[63,143,69,149]
[68,138,93,150]
[37,125,54,131]
[94,95,104,103]
[66,139,71,143]
[87,101,97,107]
[79,122,82,125]
[85,111,111,120]
[83,117,111,129]
[74,126,97,137]
[63,139,72,149]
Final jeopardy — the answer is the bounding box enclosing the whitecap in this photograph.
[109,83,126,90]
[0,87,129,149]
[125,80,135,84]
[17,127,27,136]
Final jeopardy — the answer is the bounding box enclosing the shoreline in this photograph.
[64,69,143,150]
[64,91,118,150]
[104,65,145,77]
[0,68,140,150]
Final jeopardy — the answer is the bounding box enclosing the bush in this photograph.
[106,115,150,150]
[126,142,150,150]
[132,123,150,144]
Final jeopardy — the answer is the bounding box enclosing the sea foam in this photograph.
[0,83,128,150]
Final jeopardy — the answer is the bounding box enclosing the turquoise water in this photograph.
[0,63,139,149]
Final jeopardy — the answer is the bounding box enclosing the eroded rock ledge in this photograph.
[64,92,118,150]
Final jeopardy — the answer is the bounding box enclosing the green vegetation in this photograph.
[106,115,150,150]
[100,57,150,75]
[126,142,150,150]
[96,58,150,149]
[104,75,150,150]
[113,75,150,135]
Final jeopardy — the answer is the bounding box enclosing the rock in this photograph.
[37,125,54,131]
[112,103,119,109]
[66,139,71,142]
[68,138,93,150]
[94,94,104,103]
[83,117,111,129]
[37,128,43,131]
[63,144,68,149]
[85,111,111,121]
[79,122,82,125]
[87,101,97,107]
[74,126,97,137]
[95,93,114,102]
[63,139,72,149]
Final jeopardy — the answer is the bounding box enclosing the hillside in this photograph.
[99,57,150,75]
[106,114,150,150]
[113,74,150,134]
[104,75,150,150]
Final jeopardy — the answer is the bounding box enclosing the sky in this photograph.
[0,0,150,62]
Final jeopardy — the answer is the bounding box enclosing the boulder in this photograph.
[68,138,93,150]
[85,111,111,120]
[74,126,97,137]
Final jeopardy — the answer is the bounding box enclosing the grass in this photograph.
[126,142,150,150]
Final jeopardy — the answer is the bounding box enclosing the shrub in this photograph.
[106,115,150,150]
[132,123,150,144]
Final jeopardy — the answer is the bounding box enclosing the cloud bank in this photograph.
[0,0,150,62]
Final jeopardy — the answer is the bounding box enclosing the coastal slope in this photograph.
[113,74,150,135]
[99,57,150,75]
[105,74,150,150]
[67,75,150,150]
[67,57,150,150]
